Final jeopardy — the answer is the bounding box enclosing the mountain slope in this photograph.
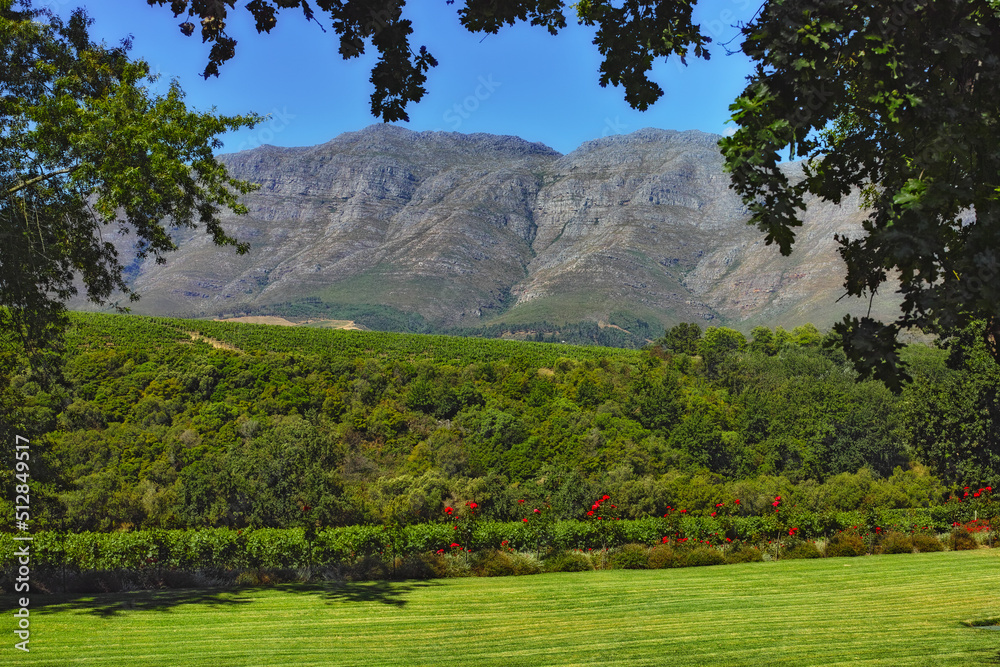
[82,124,898,337]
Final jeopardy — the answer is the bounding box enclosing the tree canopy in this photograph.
[720,0,1000,388]
[146,0,710,121]
[1,1,259,355]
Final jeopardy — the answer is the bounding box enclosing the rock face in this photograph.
[87,124,898,333]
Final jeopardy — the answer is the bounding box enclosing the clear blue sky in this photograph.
[68,0,759,155]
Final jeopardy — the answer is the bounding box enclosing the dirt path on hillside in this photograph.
[185,332,242,353]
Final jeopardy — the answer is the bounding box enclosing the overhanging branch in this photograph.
[6,167,77,196]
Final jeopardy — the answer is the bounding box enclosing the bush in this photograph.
[680,546,726,567]
[879,532,913,555]
[783,541,822,559]
[393,553,445,579]
[234,568,298,586]
[647,544,676,569]
[726,545,763,564]
[471,550,542,577]
[348,555,391,581]
[545,550,595,573]
[825,531,865,558]
[911,533,945,553]
[950,528,979,551]
[609,543,650,570]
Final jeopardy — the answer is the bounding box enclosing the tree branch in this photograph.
[6,167,77,196]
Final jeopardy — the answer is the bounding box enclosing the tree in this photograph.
[658,322,702,355]
[901,320,1000,486]
[720,0,1000,389]
[749,326,778,356]
[627,369,682,432]
[146,0,710,121]
[1,2,260,355]
[698,326,746,376]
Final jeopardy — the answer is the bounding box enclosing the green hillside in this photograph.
[1,312,998,533]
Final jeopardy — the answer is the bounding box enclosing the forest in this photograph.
[1,312,998,534]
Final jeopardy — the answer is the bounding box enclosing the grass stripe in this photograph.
[2,550,998,666]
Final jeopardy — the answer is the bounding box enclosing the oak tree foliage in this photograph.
[720,0,1000,388]
[146,0,710,120]
[1,1,260,355]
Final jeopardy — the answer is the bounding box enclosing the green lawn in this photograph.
[3,550,999,666]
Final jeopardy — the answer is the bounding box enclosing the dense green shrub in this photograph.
[471,550,542,577]
[394,553,448,579]
[879,532,914,555]
[544,550,595,573]
[911,533,945,553]
[950,528,979,551]
[647,544,676,569]
[726,545,763,564]
[609,543,650,570]
[550,520,600,551]
[782,541,822,559]
[349,555,390,581]
[680,546,726,567]
[825,531,865,558]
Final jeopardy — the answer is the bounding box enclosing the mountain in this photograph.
[82,124,898,341]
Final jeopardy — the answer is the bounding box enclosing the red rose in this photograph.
[533,508,540,513]
[587,511,594,516]
[522,518,528,523]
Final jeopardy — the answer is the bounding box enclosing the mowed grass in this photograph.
[3,550,999,666]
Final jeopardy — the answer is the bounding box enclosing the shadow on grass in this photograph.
[0,579,441,617]
[274,579,441,607]
[0,588,254,617]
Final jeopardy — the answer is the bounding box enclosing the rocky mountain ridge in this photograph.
[86,124,898,339]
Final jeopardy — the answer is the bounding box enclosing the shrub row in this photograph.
[2,511,991,572]
[1,531,982,595]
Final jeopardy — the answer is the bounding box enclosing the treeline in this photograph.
[445,312,659,349]
[222,296,660,347]
[1,313,998,533]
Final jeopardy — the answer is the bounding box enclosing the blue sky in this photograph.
[65,0,760,156]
